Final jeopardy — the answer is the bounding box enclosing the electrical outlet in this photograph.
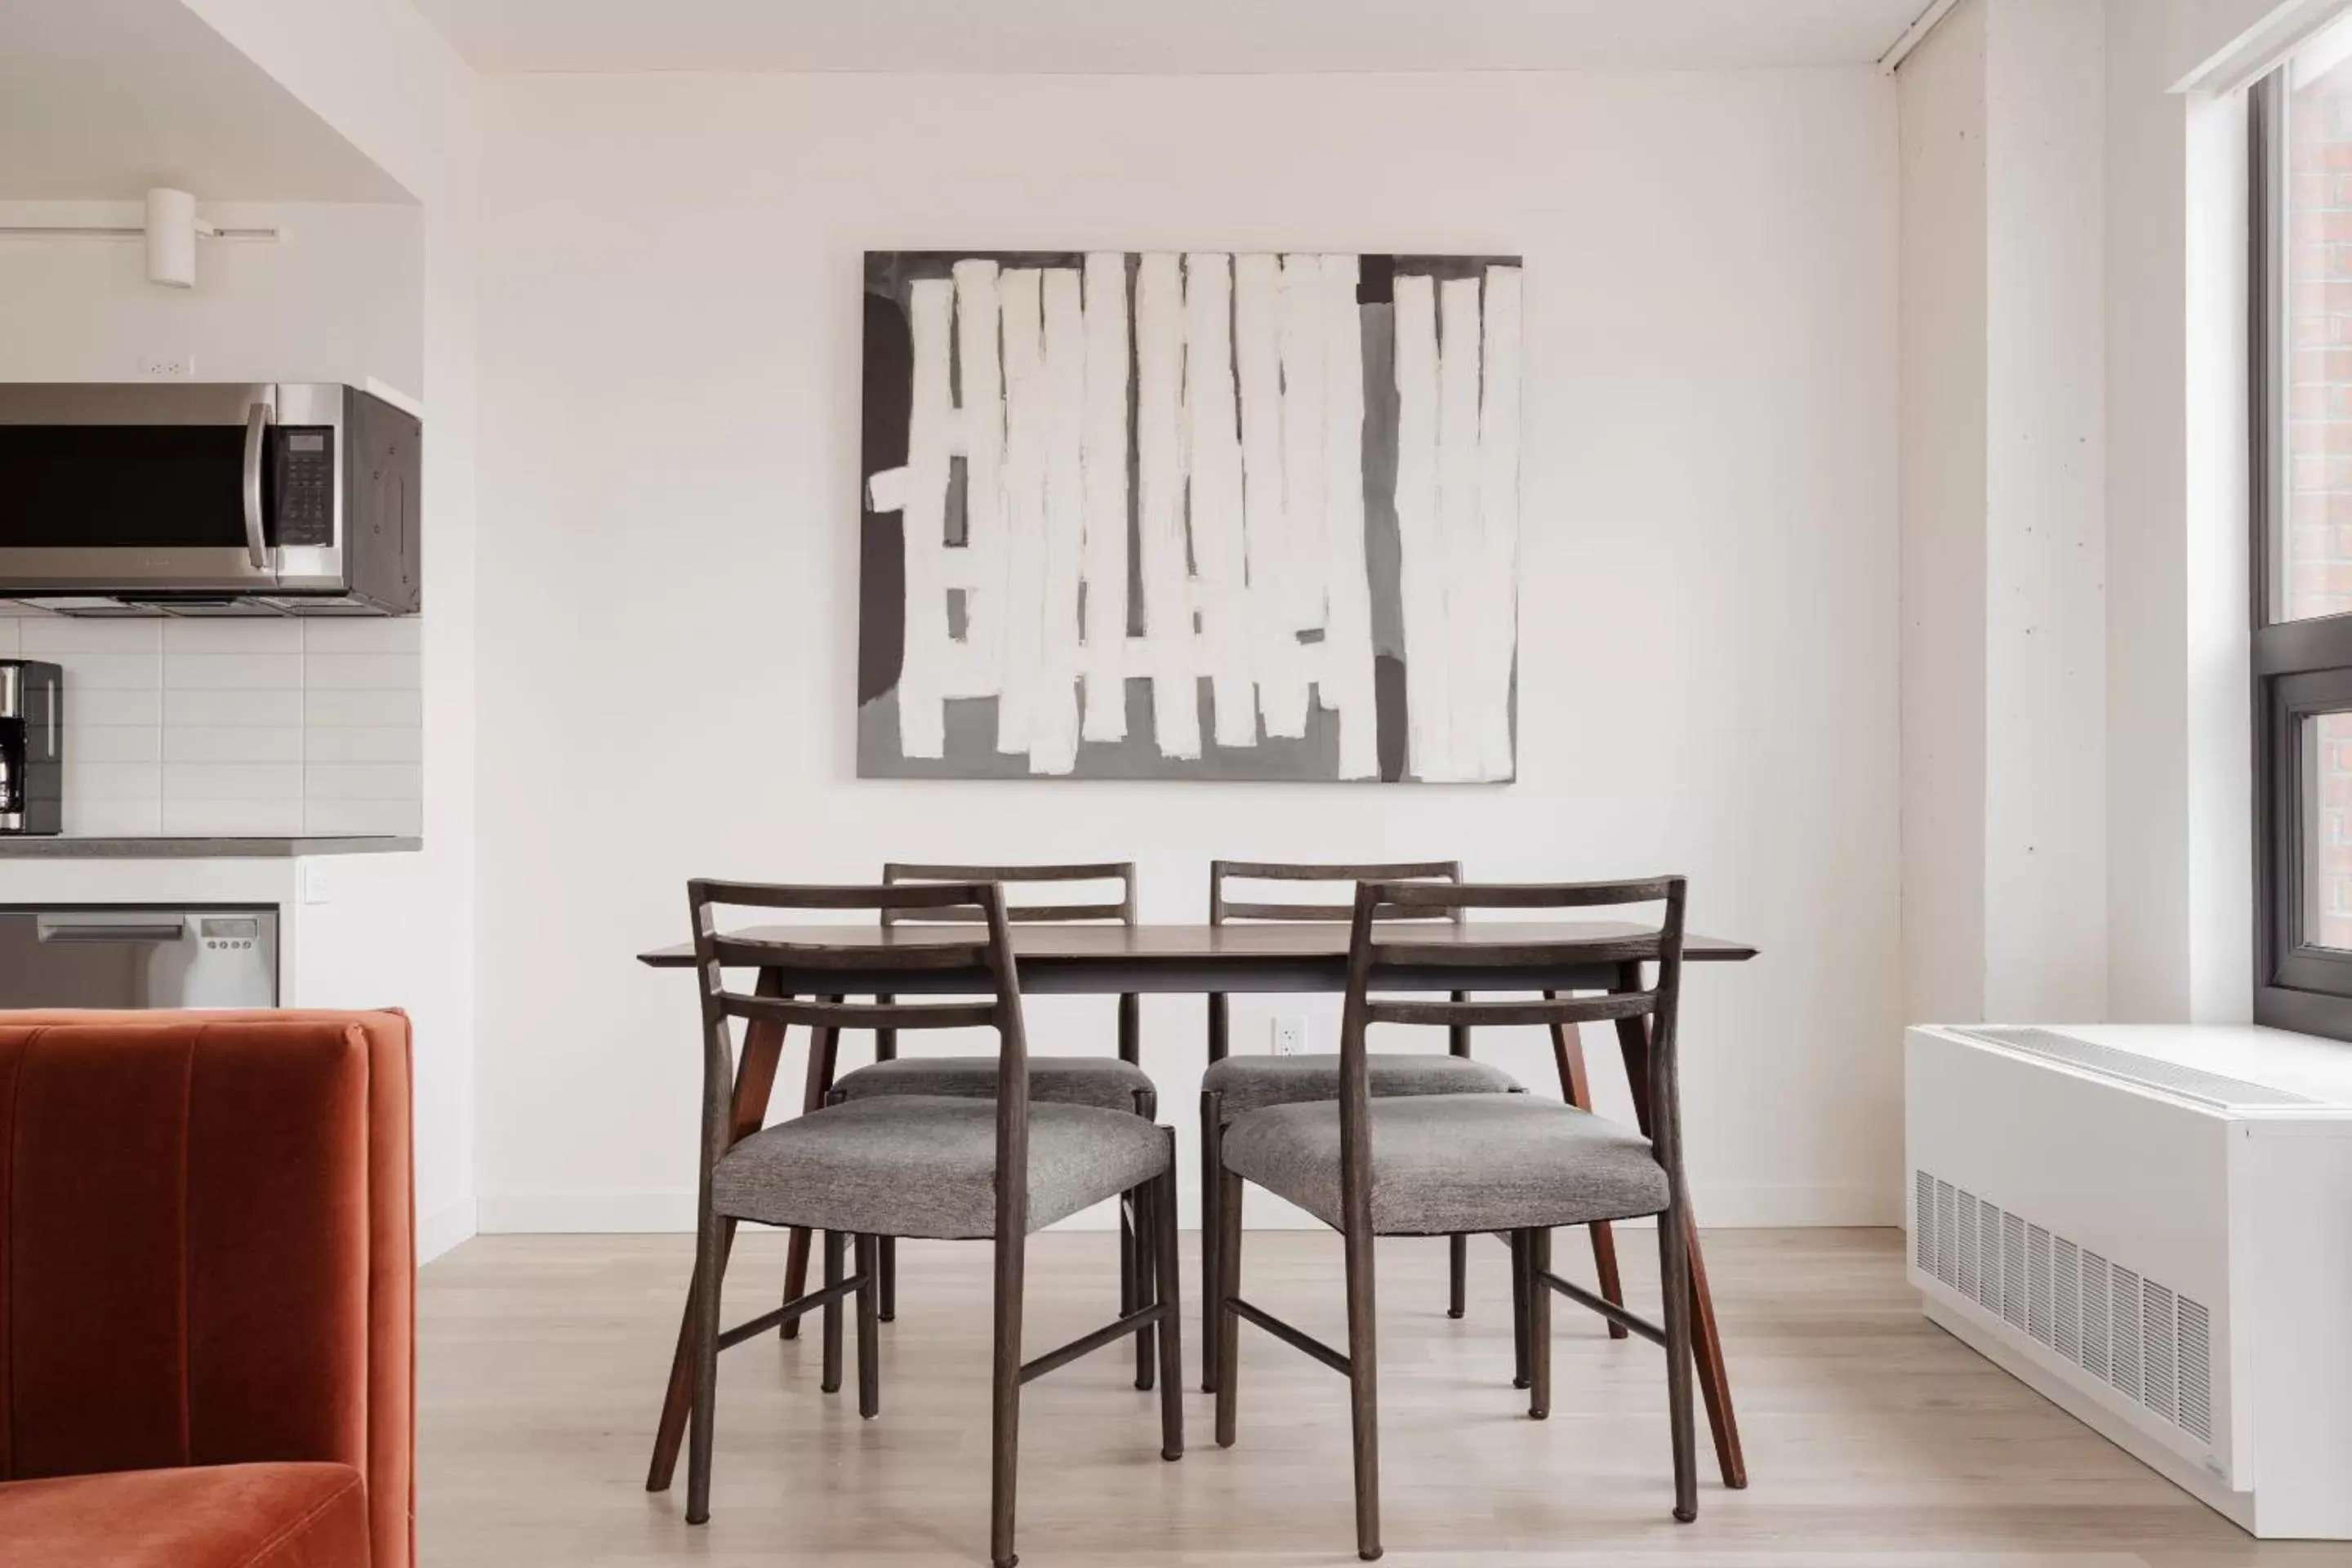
[1272,1016,1307,1056]
[138,354,196,379]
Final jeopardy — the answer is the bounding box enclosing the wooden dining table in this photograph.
[638,919,1759,1493]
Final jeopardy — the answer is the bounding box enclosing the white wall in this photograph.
[1898,0,2114,1027]
[1984,0,2111,1021]
[469,67,1903,1231]
[2102,0,2257,1027]
[1900,0,1992,1029]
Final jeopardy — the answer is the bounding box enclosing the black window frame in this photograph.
[2252,67,2352,1038]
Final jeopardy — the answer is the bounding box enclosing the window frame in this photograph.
[2252,66,2352,1037]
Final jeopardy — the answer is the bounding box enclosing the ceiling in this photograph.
[409,0,1929,74]
[0,0,411,202]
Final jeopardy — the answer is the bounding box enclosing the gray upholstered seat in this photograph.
[1201,1051,1520,1119]
[834,1053,1155,1114]
[713,1094,1169,1240]
[1218,1093,1666,1237]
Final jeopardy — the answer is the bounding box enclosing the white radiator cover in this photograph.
[1907,1023,2352,1539]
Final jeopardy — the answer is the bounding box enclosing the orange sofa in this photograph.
[0,1011,414,1568]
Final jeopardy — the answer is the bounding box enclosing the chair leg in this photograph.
[1448,1233,1467,1320]
[878,1235,897,1323]
[821,1229,845,1395]
[1214,1165,1244,1448]
[684,1198,727,1526]
[1343,1223,1382,1561]
[1509,1230,1530,1391]
[1130,1185,1156,1392]
[1152,1159,1185,1460]
[1526,1228,1552,1420]
[1660,1197,1699,1523]
[854,1234,880,1419]
[990,1228,1027,1568]
[1199,1090,1223,1393]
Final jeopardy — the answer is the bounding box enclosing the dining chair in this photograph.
[1198,859,1520,1389]
[679,878,1183,1568]
[1210,877,1698,1559]
[817,862,1156,1387]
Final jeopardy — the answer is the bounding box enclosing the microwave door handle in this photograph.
[242,401,270,571]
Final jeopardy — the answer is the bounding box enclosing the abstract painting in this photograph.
[858,250,1521,782]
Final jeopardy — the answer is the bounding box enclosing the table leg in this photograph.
[646,974,792,1492]
[1546,995,1628,1340]
[1612,964,1746,1490]
[777,1000,844,1340]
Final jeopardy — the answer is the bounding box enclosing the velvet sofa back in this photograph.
[0,1012,413,1568]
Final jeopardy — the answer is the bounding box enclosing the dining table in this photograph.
[638,918,1759,1494]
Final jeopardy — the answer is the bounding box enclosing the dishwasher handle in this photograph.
[37,919,188,943]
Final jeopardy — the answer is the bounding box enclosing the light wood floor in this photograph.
[421,1227,2350,1566]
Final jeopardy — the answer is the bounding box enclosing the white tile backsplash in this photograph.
[74,798,164,836]
[65,760,163,800]
[305,653,422,690]
[304,688,424,727]
[18,617,161,654]
[47,651,166,690]
[3,615,423,837]
[304,763,422,800]
[163,620,304,655]
[166,688,306,727]
[75,727,163,764]
[164,762,305,801]
[304,725,422,763]
[163,727,306,764]
[164,653,305,691]
[162,799,305,836]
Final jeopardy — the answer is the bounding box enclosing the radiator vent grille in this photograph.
[2178,1298,2213,1443]
[1914,1169,2212,1453]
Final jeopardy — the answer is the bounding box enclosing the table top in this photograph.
[638,920,1757,969]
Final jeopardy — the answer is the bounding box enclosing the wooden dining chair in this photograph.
[1198,859,1520,1389]
[812,862,1156,1388]
[1210,877,1699,1559]
[675,879,1183,1568]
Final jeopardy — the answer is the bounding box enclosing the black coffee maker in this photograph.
[0,660,61,835]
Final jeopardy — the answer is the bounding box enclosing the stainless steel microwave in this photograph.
[0,382,420,616]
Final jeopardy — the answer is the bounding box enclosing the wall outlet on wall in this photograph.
[138,354,197,378]
[1272,1016,1307,1056]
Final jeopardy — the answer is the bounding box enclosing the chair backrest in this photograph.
[1332,878,1690,1229]
[882,862,1136,924]
[686,880,1036,1237]
[1209,859,1463,924]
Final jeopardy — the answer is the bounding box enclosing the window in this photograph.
[2253,21,2352,1035]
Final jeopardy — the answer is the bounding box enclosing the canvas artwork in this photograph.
[857,249,1523,782]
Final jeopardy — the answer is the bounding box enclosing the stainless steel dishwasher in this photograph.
[0,906,278,1009]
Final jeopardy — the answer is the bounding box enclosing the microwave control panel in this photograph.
[274,427,336,547]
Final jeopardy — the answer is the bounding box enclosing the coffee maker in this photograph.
[0,661,61,835]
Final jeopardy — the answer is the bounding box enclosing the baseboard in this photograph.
[477,1190,695,1233]
[417,1196,478,1263]
[474,1182,1900,1235]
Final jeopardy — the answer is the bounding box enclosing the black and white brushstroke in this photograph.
[858,250,1521,782]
